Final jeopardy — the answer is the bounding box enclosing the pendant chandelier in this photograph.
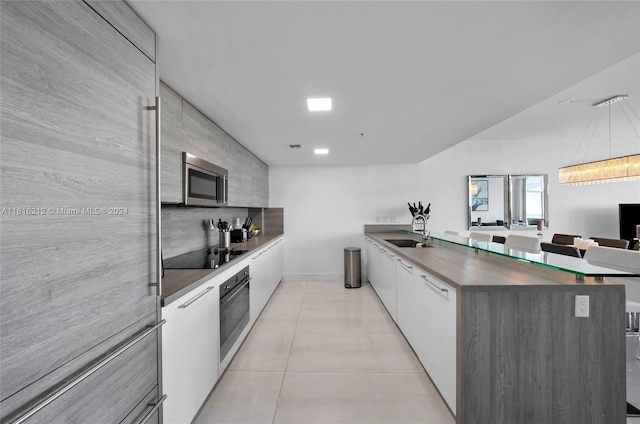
[558,95,640,185]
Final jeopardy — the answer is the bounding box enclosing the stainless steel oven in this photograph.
[183,152,228,206]
[220,265,250,360]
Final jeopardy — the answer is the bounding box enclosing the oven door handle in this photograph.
[220,279,250,305]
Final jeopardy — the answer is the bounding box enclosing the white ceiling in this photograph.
[128,1,640,166]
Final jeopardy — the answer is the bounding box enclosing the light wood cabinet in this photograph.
[0,1,159,422]
[159,82,269,207]
[160,83,185,203]
[162,283,219,424]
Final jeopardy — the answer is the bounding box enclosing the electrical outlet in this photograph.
[575,295,589,317]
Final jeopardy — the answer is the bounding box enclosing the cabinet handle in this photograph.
[421,275,448,293]
[138,394,167,424]
[397,259,413,272]
[149,96,162,296]
[6,320,166,424]
[384,251,395,260]
[178,286,214,309]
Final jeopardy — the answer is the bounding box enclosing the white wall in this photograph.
[270,137,640,281]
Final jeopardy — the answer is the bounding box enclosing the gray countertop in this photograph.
[161,233,283,306]
[365,230,625,291]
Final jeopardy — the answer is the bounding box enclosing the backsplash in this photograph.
[162,207,249,258]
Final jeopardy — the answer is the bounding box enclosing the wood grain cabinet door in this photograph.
[0,0,158,421]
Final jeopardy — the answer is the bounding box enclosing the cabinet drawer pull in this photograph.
[397,259,413,272]
[178,286,214,309]
[384,251,395,260]
[421,275,448,293]
[138,394,167,424]
[6,320,166,424]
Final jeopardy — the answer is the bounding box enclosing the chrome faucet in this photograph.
[412,214,430,247]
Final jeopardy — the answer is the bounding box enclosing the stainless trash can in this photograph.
[344,247,361,288]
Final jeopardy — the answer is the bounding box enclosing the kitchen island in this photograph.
[364,226,629,424]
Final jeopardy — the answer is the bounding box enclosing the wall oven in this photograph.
[183,152,228,206]
[220,265,250,361]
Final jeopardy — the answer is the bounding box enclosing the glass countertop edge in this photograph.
[400,230,640,278]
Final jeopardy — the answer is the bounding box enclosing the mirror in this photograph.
[467,174,549,230]
[468,175,508,229]
[508,174,549,229]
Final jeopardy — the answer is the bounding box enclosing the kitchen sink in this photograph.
[385,239,422,248]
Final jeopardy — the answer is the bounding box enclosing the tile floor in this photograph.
[194,280,640,424]
[194,281,455,424]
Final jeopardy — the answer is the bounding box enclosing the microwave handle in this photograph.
[218,175,227,204]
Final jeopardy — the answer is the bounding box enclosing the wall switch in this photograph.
[575,295,589,317]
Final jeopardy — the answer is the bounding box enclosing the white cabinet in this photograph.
[250,237,284,322]
[419,271,456,411]
[396,258,421,346]
[397,258,456,412]
[365,238,397,322]
[365,238,380,292]
[250,245,269,321]
[268,238,285,293]
[161,283,219,424]
[380,247,398,322]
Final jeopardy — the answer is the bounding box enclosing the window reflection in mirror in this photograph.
[509,175,549,228]
[467,175,508,229]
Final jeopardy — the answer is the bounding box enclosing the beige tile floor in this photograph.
[193,281,455,424]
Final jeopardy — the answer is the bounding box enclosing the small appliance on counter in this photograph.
[230,216,254,243]
[230,229,248,243]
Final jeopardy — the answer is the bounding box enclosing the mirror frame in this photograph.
[467,175,509,230]
[507,174,549,230]
[467,174,549,230]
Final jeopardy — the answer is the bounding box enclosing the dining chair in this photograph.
[584,246,640,272]
[492,235,506,244]
[505,234,541,253]
[631,240,639,251]
[469,232,493,242]
[540,242,582,258]
[589,237,630,249]
[551,233,581,245]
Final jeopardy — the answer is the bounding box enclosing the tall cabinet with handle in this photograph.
[0,1,163,423]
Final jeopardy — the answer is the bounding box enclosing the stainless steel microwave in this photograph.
[183,152,228,206]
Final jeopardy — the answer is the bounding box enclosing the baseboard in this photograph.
[283,273,342,283]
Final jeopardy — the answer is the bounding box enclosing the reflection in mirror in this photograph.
[508,175,549,229]
[467,175,508,229]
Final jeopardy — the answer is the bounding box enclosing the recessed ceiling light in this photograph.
[314,148,329,155]
[307,98,332,112]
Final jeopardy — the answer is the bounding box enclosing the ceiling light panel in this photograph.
[307,98,332,112]
[314,148,329,155]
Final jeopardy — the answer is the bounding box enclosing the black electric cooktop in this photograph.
[163,247,248,270]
